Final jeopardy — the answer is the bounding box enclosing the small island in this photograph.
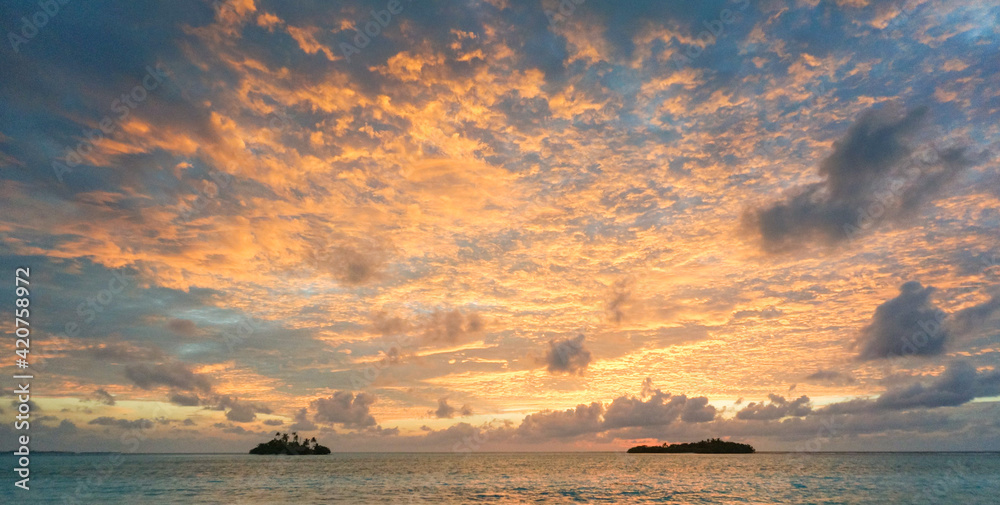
[627,438,755,454]
[250,432,331,455]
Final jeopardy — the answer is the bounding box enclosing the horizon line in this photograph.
[23,450,1000,455]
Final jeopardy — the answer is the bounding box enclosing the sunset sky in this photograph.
[1,0,999,453]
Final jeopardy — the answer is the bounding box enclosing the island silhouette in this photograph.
[627,438,755,454]
[250,432,331,455]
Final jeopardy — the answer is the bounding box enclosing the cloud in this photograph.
[214,396,272,423]
[307,238,390,285]
[166,318,198,336]
[422,310,484,345]
[605,277,633,323]
[124,362,212,392]
[221,425,260,435]
[604,388,716,428]
[949,292,1000,337]
[89,388,116,406]
[311,391,377,429]
[822,361,1000,414]
[262,419,283,426]
[509,381,718,441]
[731,306,783,320]
[224,405,260,423]
[432,398,473,419]
[680,396,718,423]
[11,399,39,412]
[290,407,318,431]
[169,392,202,406]
[804,370,856,385]
[744,104,978,251]
[543,334,592,375]
[57,419,79,434]
[515,402,605,440]
[735,394,812,420]
[86,342,165,362]
[874,362,998,410]
[88,417,153,430]
[372,311,409,336]
[855,281,948,360]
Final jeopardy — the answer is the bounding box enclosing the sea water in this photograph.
[4,452,999,504]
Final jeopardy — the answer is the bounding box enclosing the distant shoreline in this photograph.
[628,439,755,454]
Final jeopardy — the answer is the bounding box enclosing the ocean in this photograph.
[5,452,999,504]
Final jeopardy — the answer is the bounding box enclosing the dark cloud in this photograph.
[290,407,318,431]
[604,389,716,428]
[58,419,78,434]
[89,388,116,406]
[640,377,656,397]
[88,416,153,430]
[307,238,390,285]
[855,281,947,360]
[124,362,212,392]
[365,425,401,437]
[511,381,718,441]
[224,405,261,423]
[680,396,718,423]
[372,311,409,336]
[502,380,720,443]
[422,310,484,345]
[820,106,928,199]
[804,370,856,385]
[822,361,1000,414]
[262,419,283,426]
[169,392,202,406]
[166,318,197,336]
[543,334,592,375]
[948,293,1000,338]
[874,362,998,410]
[515,402,604,440]
[432,398,473,419]
[214,396,272,423]
[377,346,403,366]
[11,399,39,412]
[731,306,783,320]
[744,105,979,252]
[311,391,377,429]
[86,342,165,362]
[222,425,257,435]
[369,309,484,354]
[735,394,812,421]
[605,277,633,324]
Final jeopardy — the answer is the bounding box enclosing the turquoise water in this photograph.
[4,452,999,504]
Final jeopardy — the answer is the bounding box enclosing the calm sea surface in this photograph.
[4,452,1000,504]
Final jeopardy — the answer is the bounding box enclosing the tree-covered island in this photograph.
[627,438,755,454]
[249,432,331,455]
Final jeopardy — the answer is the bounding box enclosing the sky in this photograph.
[0,0,999,453]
